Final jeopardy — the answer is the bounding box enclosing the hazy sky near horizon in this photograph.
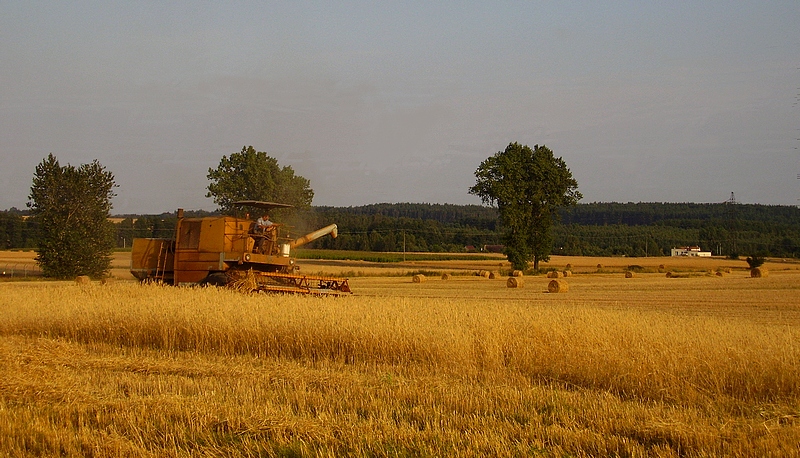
[2,1,799,214]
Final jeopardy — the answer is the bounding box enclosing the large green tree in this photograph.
[27,154,117,278]
[206,146,314,216]
[469,143,581,270]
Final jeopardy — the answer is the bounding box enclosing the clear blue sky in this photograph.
[2,1,798,213]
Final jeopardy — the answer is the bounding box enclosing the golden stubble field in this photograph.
[1,252,799,457]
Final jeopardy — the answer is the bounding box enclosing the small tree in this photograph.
[745,255,765,269]
[27,154,117,278]
[206,146,314,217]
[470,143,581,271]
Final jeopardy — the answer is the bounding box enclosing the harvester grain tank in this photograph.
[130,201,350,294]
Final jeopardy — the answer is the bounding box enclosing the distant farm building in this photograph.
[670,246,712,257]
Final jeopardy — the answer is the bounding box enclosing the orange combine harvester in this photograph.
[130,201,350,294]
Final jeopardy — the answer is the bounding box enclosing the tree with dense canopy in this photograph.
[469,143,581,270]
[27,154,117,278]
[206,146,314,217]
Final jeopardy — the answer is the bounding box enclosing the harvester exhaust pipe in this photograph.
[289,224,338,249]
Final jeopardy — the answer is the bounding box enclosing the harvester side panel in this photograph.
[179,216,252,254]
[196,217,226,253]
[173,251,227,284]
[177,220,202,250]
[223,219,252,254]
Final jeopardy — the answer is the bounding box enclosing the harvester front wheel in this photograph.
[201,272,228,287]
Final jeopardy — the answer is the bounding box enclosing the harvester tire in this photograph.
[202,272,228,287]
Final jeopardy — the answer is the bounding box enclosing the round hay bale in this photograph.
[412,274,427,283]
[715,271,724,277]
[565,263,572,270]
[563,270,572,277]
[441,273,451,280]
[658,264,665,270]
[100,276,115,285]
[750,267,768,278]
[488,271,497,279]
[511,270,524,277]
[479,270,490,278]
[624,271,634,278]
[665,271,674,278]
[507,277,524,288]
[75,275,90,284]
[548,279,569,293]
[596,264,603,269]
[546,271,564,279]
[724,268,732,274]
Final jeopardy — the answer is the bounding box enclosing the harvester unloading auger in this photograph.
[130,201,351,294]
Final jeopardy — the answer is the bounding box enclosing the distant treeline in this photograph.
[3,202,799,258]
[304,204,501,253]
[301,202,800,258]
[555,202,800,258]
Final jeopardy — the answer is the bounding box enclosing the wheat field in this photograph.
[1,255,799,456]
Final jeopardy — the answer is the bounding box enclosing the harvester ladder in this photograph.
[154,240,168,283]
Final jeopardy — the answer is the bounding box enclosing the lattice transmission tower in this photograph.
[725,192,738,258]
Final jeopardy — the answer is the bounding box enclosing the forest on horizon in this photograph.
[2,201,799,258]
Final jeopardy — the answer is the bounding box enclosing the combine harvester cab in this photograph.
[130,201,350,295]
